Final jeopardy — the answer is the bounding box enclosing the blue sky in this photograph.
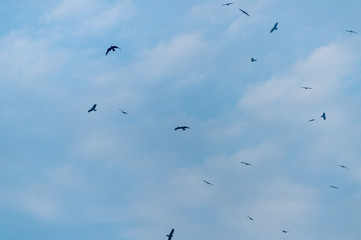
[1,0,361,239]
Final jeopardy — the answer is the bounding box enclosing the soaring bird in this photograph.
[247,216,254,221]
[308,119,315,122]
[240,161,252,166]
[329,185,339,189]
[119,109,128,114]
[106,45,120,55]
[300,86,312,89]
[251,57,257,62]
[174,126,190,131]
[346,30,357,34]
[282,230,289,233]
[270,22,278,33]
[222,2,233,6]
[167,228,174,240]
[203,180,214,186]
[338,164,349,170]
[321,112,326,120]
[88,104,97,112]
[239,8,250,16]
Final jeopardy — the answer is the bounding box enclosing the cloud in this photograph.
[131,33,210,83]
[238,43,357,122]
[41,0,136,35]
[0,30,68,89]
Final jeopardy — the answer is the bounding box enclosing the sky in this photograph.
[1,0,361,239]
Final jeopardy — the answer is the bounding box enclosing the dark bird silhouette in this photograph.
[106,45,120,55]
[282,230,289,233]
[239,8,250,16]
[270,22,278,33]
[308,119,315,122]
[300,86,312,89]
[174,126,190,131]
[321,112,326,120]
[240,161,252,166]
[346,30,357,34]
[251,57,257,62]
[329,185,339,189]
[119,109,128,114]
[203,180,214,186]
[247,216,254,221]
[166,228,174,240]
[338,164,349,170]
[222,2,233,6]
[88,104,97,112]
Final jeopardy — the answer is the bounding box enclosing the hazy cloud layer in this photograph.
[1,1,361,240]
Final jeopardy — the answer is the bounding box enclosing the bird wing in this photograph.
[203,180,213,185]
[88,104,96,112]
[270,22,278,32]
[106,48,111,55]
[240,9,249,16]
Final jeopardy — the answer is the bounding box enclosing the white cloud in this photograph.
[41,0,136,35]
[0,30,68,88]
[238,43,357,122]
[5,185,62,221]
[132,33,210,83]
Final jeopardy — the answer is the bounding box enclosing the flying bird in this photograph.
[203,180,214,186]
[247,216,254,221]
[240,161,252,166]
[300,86,312,89]
[251,57,257,62]
[88,104,97,112]
[270,22,278,33]
[222,2,233,6]
[174,126,190,131]
[119,109,128,114]
[239,9,250,16]
[106,45,120,55]
[166,228,174,240]
[346,30,357,34]
[329,185,339,189]
[321,112,326,120]
[282,230,289,233]
[338,164,348,170]
[308,119,315,122]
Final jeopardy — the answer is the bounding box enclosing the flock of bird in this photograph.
[86,3,357,239]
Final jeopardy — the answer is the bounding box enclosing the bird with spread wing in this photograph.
[203,180,214,186]
[106,45,121,55]
[166,228,174,240]
[88,104,97,113]
[174,126,190,131]
[270,22,278,33]
[239,8,250,16]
